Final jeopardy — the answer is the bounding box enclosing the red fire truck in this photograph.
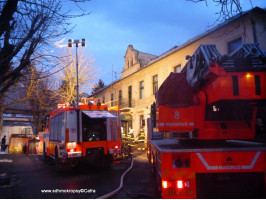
[147,44,266,198]
[43,98,122,170]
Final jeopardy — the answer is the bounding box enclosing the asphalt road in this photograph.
[112,150,158,199]
[0,150,158,199]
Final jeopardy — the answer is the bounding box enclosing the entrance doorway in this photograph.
[121,114,133,137]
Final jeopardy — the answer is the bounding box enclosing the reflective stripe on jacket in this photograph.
[138,132,145,142]
[122,133,126,141]
[127,133,135,146]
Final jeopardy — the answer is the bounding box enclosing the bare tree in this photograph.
[0,0,89,95]
[56,47,98,106]
[28,74,58,134]
[186,0,248,22]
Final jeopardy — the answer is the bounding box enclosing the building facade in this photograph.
[1,87,34,145]
[93,7,266,141]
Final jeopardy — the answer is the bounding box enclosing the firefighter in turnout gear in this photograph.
[137,129,145,151]
[121,127,127,145]
[121,127,129,159]
[127,128,135,155]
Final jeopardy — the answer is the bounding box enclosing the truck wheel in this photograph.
[152,155,162,198]
[152,155,156,174]
[148,151,151,164]
[55,147,62,171]
[43,143,48,162]
[103,155,113,170]
[97,155,112,170]
[155,174,162,198]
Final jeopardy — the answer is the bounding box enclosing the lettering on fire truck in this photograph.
[196,152,261,170]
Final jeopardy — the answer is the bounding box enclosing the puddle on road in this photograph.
[0,173,19,189]
[0,159,13,163]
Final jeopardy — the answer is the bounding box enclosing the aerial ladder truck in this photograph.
[147,43,266,198]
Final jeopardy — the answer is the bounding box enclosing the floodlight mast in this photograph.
[68,38,86,143]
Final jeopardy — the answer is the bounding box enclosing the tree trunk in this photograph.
[0,96,4,138]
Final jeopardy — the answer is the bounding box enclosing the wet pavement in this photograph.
[112,149,159,199]
[0,149,159,199]
[0,153,127,198]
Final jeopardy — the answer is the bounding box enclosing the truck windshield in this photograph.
[82,113,107,141]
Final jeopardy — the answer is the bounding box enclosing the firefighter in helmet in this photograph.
[137,129,145,151]
[127,128,135,155]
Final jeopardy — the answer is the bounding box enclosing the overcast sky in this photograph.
[62,0,265,90]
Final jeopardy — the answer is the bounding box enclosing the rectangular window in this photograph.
[50,117,54,140]
[140,81,144,99]
[111,93,114,107]
[254,75,261,95]
[140,115,144,128]
[52,116,58,141]
[119,90,122,106]
[60,113,65,142]
[57,114,62,141]
[174,65,181,73]
[228,38,242,54]
[153,75,158,95]
[128,86,132,107]
[232,76,239,96]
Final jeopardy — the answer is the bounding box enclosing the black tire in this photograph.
[153,155,162,198]
[43,143,48,162]
[103,155,113,170]
[55,147,61,171]
[152,155,156,174]
[95,155,112,170]
[148,152,151,164]
[155,174,162,198]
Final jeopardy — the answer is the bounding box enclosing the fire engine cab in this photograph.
[43,98,122,170]
[148,44,266,198]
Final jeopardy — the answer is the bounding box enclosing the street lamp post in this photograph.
[68,39,86,143]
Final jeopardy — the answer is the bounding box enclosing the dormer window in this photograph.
[127,58,133,68]
[122,44,157,79]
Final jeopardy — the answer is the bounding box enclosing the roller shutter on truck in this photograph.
[50,112,66,142]
[67,111,77,142]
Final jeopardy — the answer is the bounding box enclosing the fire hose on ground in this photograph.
[97,147,134,199]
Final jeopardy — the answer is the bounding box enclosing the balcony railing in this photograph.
[118,98,135,109]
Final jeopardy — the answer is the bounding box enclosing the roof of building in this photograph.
[4,87,32,111]
[145,7,265,67]
[137,51,157,67]
[125,44,157,68]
